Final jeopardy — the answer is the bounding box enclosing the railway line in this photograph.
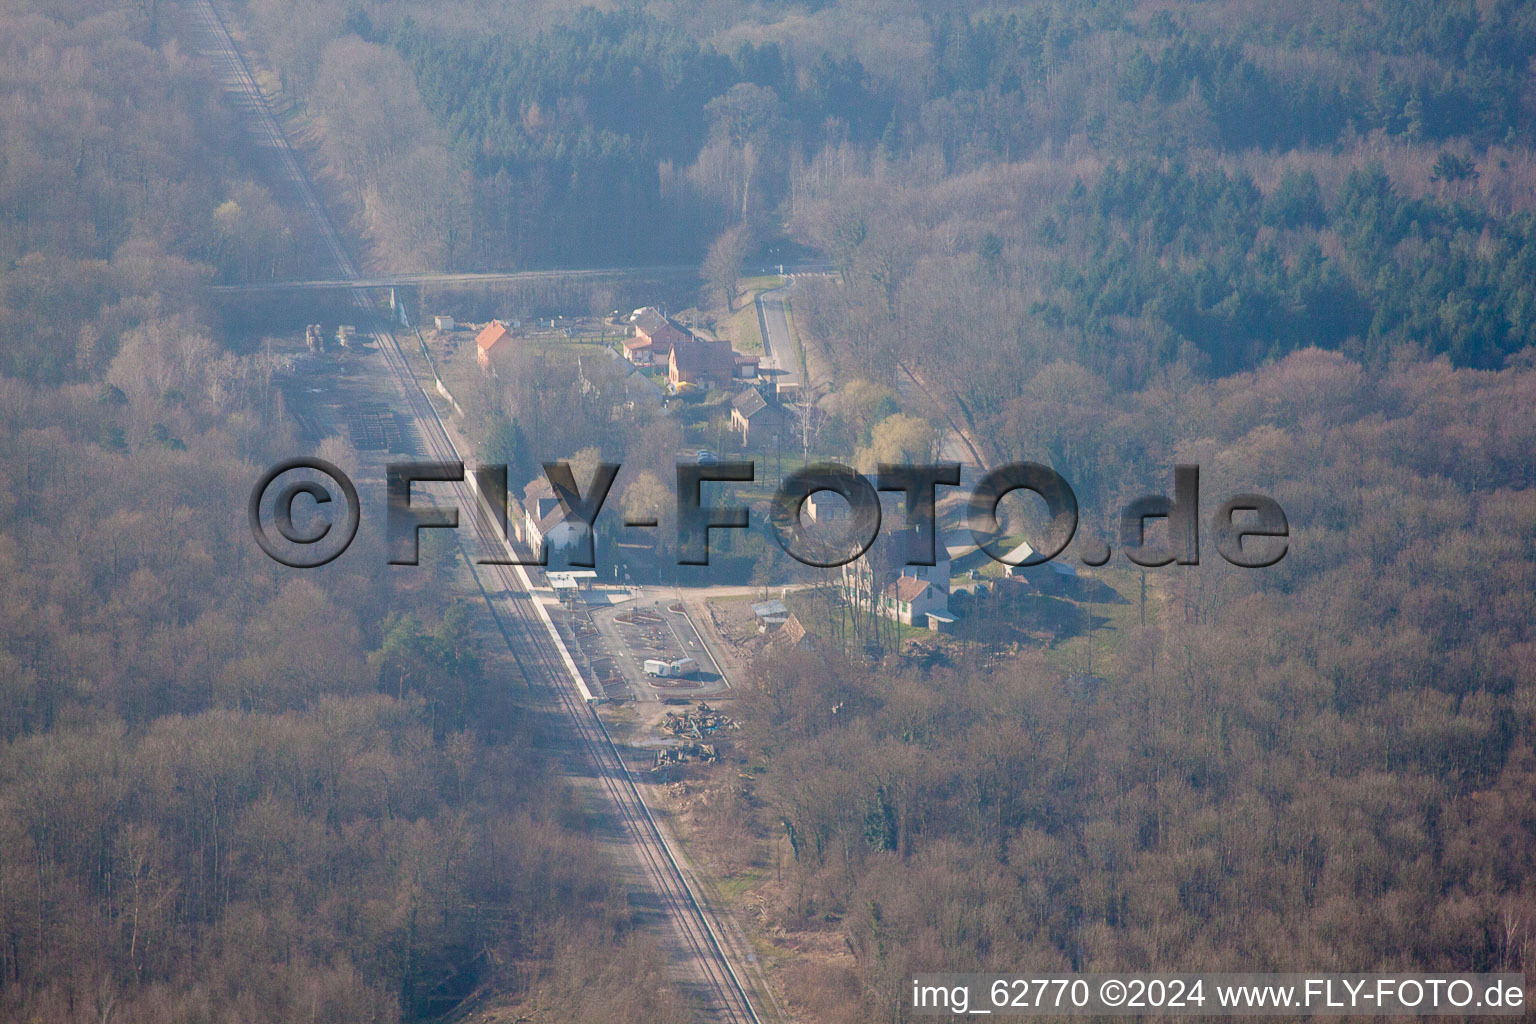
[187,2,762,1019]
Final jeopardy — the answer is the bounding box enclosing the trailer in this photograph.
[644,657,698,679]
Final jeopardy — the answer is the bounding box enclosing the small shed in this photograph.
[751,599,789,631]
[925,610,957,632]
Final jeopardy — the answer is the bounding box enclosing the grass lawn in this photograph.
[710,275,785,355]
[1038,565,1147,679]
[718,303,763,353]
[715,869,771,901]
[780,299,808,378]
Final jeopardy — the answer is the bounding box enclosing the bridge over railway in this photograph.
[207,265,699,292]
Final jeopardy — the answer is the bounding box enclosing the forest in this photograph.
[224,0,1536,376]
[710,349,1536,1021]
[3,0,1535,1020]
[0,3,689,1021]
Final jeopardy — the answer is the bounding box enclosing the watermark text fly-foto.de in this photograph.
[249,458,1289,571]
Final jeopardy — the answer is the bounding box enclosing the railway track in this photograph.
[187,3,761,1019]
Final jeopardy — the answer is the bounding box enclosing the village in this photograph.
[347,293,1136,659]
[421,297,807,576]
[279,288,1139,785]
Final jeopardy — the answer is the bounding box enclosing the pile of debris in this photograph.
[653,742,717,770]
[661,703,737,739]
[304,323,355,352]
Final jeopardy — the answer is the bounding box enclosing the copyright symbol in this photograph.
[248,457,360,568]
[1100,980,1126,1007]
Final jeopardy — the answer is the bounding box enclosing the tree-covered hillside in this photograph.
[236,0,1536,372]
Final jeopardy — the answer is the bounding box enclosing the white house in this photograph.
[841,527,954,626]
[878,574,949,626]
[521,478,583,558]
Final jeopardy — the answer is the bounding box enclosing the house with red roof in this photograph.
[668,338,739,390]
[623,307,689,366]
[475,320,511,369]
[841,526,955,629]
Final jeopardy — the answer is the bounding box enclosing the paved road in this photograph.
[188,3,763,1020]
[589,590,732,703]
[755,281,801,390]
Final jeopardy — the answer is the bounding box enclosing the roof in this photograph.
[731,388,772,418]
[1008,557,1078,577]
[629,307,688,350]
[524,478,572,535]
[886,576,932,603]
[670,339,737,381]
[751,599,788,619]
[1001,538,1035,565]
[628,307,669,334]
[623,369,664,400]
[475,321,510,353]
[778,613,808,646]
